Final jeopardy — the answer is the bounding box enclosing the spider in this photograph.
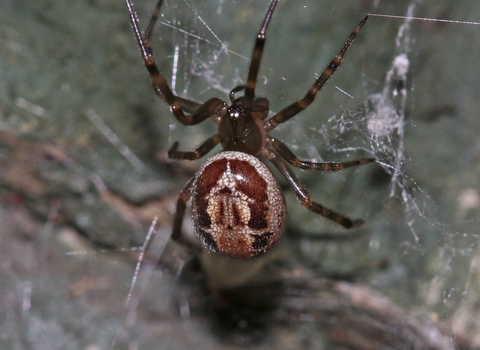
[125,0,374,259]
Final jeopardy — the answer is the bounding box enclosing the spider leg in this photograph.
[268,136,375,171]
[158,88,202,114]
[264,16,368,132]
[125,0,226,125]
[143,0,162,44]
[244,0,279,106]
[168,134,220,160]
[171,176,202,252]
[267,149,364,229]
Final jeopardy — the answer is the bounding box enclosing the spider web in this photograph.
[1,0,480,349]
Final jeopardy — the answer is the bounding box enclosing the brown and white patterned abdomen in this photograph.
[192,151,286,259]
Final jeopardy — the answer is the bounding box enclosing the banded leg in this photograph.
[168,134,220,160]
[264,16,368,132]
[125,0,226,125]
[145,0,202,115]
[268,136,375,171]
[268,151,364,229]
[244,0,278,106]
[171,176,202,252]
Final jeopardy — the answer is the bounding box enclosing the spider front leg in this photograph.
[267,150,364,229]
[244,0,279,106]
[264,15,368,132]
[125,0,226,126]
[168,134,220,160]
[268,136,375,171]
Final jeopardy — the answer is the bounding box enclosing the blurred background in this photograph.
[1,0,479,349]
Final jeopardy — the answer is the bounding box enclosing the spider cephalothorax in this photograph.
[219,97,268,154]
[125,0,374,259]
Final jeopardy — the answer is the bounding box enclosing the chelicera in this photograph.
[125,0,374,259]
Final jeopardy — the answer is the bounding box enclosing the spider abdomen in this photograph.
[192,151,285,259]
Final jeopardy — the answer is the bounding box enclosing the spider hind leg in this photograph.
[268,150,365,229]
